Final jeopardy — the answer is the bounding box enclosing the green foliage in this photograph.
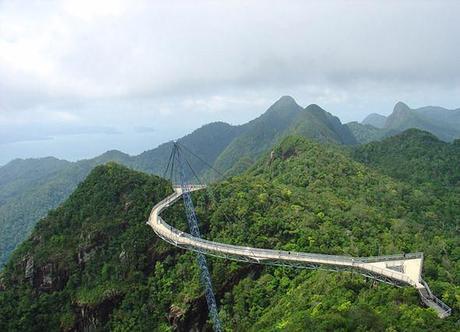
[0,122,240,267]
[0,153,131,267]
[0,129,459,330]
[352,129,460,189]
[0,97,356,267]
[207,136,458,331]
[346,121,388,144]
[214,97,357,175]
[0,164,174,331]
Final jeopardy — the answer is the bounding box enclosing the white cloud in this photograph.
[0,0,459,161]
[62,0,126,21]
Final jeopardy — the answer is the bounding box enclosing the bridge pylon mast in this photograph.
[173,143,222,332]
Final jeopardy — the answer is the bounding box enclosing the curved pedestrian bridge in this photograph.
[147,185,451,318]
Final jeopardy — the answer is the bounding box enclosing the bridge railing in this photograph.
[160,216,417,285]
[358,252,423,263]
[155,212,416,287]
[156,189,423,265]
[155,215,354,262]
[172,184,207,191]
[151,190,450,318]
[419,279,452,316]
[356,262,414,285]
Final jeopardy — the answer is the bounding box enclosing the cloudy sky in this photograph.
[1,0,460,165]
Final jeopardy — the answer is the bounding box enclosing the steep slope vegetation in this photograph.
[0,97,356,267]
[383,102,458,141]
[0,158,71,265]
[355,102,460,144]
[0,152,132,267]
[0,157,71,198]
[0,164,175,331]
[352,129,460,189]
[1,137,458,331]
[0,122,240,267]
[208,137,458,330]
[351,129,460,234]
[346,121,388,144]
[131,121,243,178]
[214,97,356,174]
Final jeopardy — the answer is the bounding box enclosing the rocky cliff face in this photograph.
[20,254,68,293]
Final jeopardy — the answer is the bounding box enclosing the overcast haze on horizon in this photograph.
[1,0,460,165]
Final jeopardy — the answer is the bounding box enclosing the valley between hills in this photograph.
[0,97,459,331]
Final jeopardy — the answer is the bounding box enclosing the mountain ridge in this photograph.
[361,113,387,128]
[368,102,460,142]
[1,97,459,266]
[0,136,458,330]
[213,98,356,175]
[352,128,460,189]
[1,96,354,266]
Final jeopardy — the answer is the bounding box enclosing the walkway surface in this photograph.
[147,185,451,318]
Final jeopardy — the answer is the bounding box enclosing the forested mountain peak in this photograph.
[0,163,173,330]
[0,157,72,197]
[304,103,325,112]
[269,95,299,108]
[90,150,131,163]
[384,101,414,128]
[3,96,355,267]
[0,157,71,182]
[352,128,460,188]
[3,96,459,269]
[391,128,440,142]
[353,101,460,144]
[258,95,302,119]
[212,98,356,175]
[345,121,388,144]
[178,121,235,135]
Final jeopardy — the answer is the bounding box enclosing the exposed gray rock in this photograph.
[119,250,127,264]
[78,247,96,265]
[0,273,6,291]
[24,255,34,286]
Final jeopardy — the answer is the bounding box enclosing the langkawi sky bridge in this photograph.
[147,142,452,331]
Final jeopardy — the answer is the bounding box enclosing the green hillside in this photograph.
[1,137,458,331]
[345,122,387,144]
[0,122,241,267]
[0,157,71,199]
[2,98,458,271]
[0,97,355,267]
[0,152,132,267]
[131,121,243,178]
[351,129,460,234]
[214,97,356,174]
[352,129,460,189]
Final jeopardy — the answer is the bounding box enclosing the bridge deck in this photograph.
[147,186,451,318]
